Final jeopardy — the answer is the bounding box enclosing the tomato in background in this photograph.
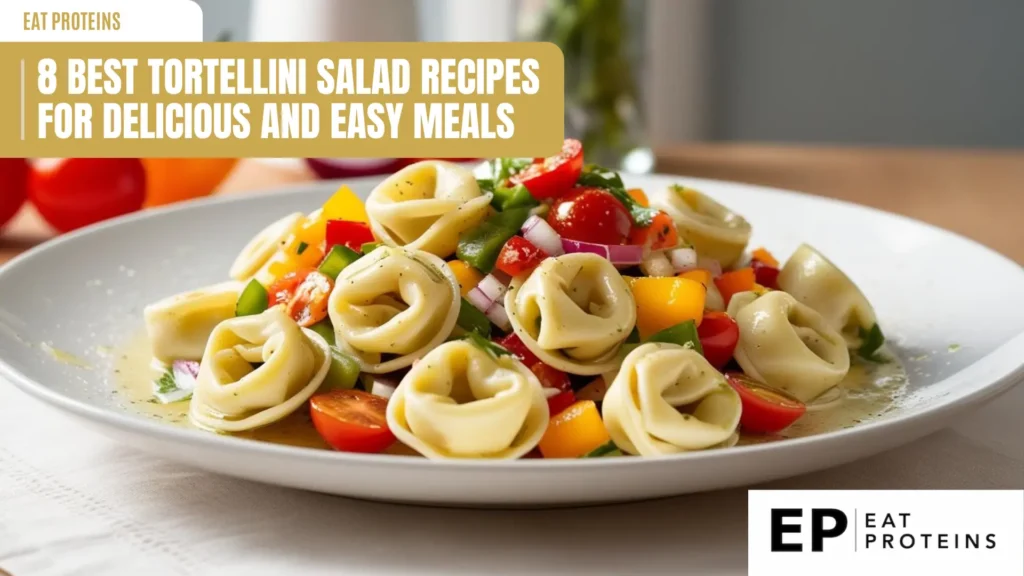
[310,390,396,453]
[0,159,29,230]
[29,158,146,232]
[547,187,631,245]
[697,312,739,369]
[509,139,583,199]
[142,158,238,207]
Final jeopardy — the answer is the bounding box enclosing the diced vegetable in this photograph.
[325,219,374,252]
[530,362,572,392]
[575,376,609,402]
[495,236,546,277]
[548,187,632,245]
[152,360,200,404]
[714,268,756,307]
[750,259,780,290]
[457,297,492,336]
[467,273,509,314]
[267,268,314,307]
[696,312,739,369]
[456,207,532,273]
[858,323,886,360]
[630,276,706,339]
[561,238,644,265]
[628,210,678,251]
[485,302,512,332]
[285,271,334,327]
[446,260,484,297]
[546,390,576,417]
[627,188,649,207]
[696,256,723,277]
[521,214,564,257]
[310,390,395,453]
[318,244,361,280]
[370,378,398,399]
[322,185,369,224]
[490,183,539,211]
[576,164,658,227]
[582,440,622,458]
[495,332,541,367]
[508,139,584,200]
[646,320,704,354]
[678,268,712,288]
[640,251,675,277]
[322,347,361,391]
[751,247,779,268]
[668,247,698,272]
[727,373,806,434]
[538,400,612,459]
[235,279,269,317]
[360,242,381,254]
[308,319,336,345]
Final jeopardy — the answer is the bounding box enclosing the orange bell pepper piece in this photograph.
[678,268,712,289]
[538,400,611,458]
[630,276,705,339]
[627,188,649,207]
[714,268,756,306]
[628,210,679,250]
[751,247,779,268]
[446,260,484,297]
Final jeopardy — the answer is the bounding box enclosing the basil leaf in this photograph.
[577,164,657,226]
[463,331,510,359]
[857,323,886,361]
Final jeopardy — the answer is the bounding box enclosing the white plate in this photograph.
[1,174,1022,507]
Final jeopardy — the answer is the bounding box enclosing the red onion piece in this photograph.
[371,380,398,399]
[485,302,512,332]
[641,252,675,277]
[697,256,723,277]
[521,215,564,256]
[306,158,408,179]
[668,247,698,272]
[467,286,494,314]
[561,239,610,259]
[477,274,508,302]
[171,359,200,391]
[607,244,644,265]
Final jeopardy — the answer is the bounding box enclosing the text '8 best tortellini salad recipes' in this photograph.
[136,139,904,460]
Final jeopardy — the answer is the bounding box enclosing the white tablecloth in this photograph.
[1,381,1021,576]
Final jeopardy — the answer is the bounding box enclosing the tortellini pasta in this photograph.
[730,290,850,402]
[229,212,306,281]
[602,343,741,456]
[504,253,636,376]
[778,243,878,348]
[189,307,330,432]
[328,246,461,373]
[386,340,549,459]
[144,281,244,363]
[650,185,751,268]
[366,160,493,258]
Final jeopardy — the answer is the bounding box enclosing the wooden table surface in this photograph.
[3,145,1023,264]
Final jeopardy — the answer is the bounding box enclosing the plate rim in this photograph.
[1,173,1023,472]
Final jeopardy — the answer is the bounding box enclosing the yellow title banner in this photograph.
[0,42,564,158]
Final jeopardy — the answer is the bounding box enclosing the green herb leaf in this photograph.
[463,331,510,359]
[577,164,657,226]
[297,241,309,255]
[857,323,885,360]
[646,320,703,355]
[155,368,177,394]
[457,298,492,337]
[490,157,532,182]
[581,440,622,458]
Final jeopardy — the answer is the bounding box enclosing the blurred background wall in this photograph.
[195,0,1024,148]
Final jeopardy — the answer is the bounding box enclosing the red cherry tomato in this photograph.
[325,219,374,252]
[530,362,572,392]
[509,138,583,199]
[0,159,29,230]
[546,389,577,417]
[726,373,806,434]
[495,332,541,367]
[697,312,739,369]
[285,270,334,327]
[29,158,146,233]
[495,235,547,277]
[267,268,314,306]
[547,187,632,245]
[310,389,396,453]
[751,258,781,289]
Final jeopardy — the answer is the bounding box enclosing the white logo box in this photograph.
[749,490,1024,576]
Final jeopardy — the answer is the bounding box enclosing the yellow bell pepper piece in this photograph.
[538,400,611,458]
[323,185,369,223]
[752,282,770,296]
[447,260,484,297]
[678,268,712,289]
[630,277,705,339]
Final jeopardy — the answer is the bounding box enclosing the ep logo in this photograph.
[771,508,848,552]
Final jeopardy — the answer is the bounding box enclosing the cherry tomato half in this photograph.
[267,268,314,307]
[29,158,146,232]
[495,332,540,367]
[0,159,29,230]
[495,235,546,277]
[548,187,632,245]
[530,362,572,393]
[697,312,739,369]
[310,389,396,453]
[509,138,583,200]
[726,373,806,434]
[285,270,334,327]
[546,389,577,417]
[751,258,781,290]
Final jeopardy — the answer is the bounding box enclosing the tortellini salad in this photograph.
[140,140,899,460]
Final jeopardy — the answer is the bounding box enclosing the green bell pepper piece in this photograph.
[646,320,704,355]
[308,319,336,345]
[318,245,361,280]
[457,298,491,337]
[581,440,622,458]
[491,183,538,212]
[360,242,382,254]
[321,347,361,391]
[235,279,269,317]
[456,207,531,273]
